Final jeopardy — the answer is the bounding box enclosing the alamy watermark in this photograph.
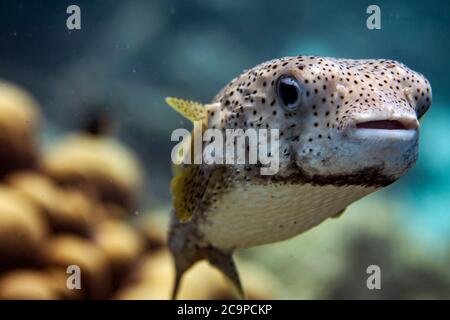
[66,265,81,290]
[171,121,280,175]
[366,264,381,290]
[366,5,381,30]
[66,5,81,30]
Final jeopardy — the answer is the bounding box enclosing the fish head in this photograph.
[216,56,432,186]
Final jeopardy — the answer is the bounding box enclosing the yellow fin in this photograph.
[171,165,203,223]
[171,169,193,223]
[331,207,347,219]
[171,166,226,224]
[165,97,207,123]
[419,114,426,123]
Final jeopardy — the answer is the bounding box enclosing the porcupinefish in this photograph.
[165,56,432,299]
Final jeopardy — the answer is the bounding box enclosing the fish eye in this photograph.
[276,75,302,110]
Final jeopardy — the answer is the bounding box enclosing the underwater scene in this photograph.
[0,0,448,300]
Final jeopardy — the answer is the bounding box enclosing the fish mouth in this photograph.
[350,117,419,140]
[355,119,418,130]
[356,120,413,130]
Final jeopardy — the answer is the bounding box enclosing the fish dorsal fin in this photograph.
[165,97,207,123]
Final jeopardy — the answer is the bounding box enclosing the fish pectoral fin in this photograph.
[172,163,211,223]
[171,168,195,223]
[331,207,347,219]
[172,165,227,224]
[165,97,207,123]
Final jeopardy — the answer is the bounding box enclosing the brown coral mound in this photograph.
[0,81,40,178]
[0,81,280,300]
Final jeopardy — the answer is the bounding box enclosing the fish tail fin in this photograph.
[170,248,198,300]
[168,215,200,300]
[206,248,245,300]
[168,215,244,299]
[165,97,207,123]
[171,263,185,300]
[169,247,245,300]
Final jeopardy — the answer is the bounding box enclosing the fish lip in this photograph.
[349,127,418,141]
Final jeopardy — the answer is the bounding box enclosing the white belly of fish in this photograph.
[199,183,377,251]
